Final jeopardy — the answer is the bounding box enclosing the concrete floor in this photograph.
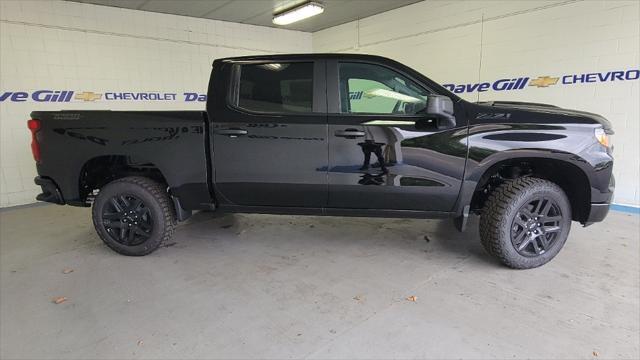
[0,205,638,359]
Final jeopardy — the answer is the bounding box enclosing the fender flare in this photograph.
[453,149,593,216]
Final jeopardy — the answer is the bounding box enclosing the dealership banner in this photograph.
[1,68,638,103]
[0,91,207,103]
[443,68,639,93]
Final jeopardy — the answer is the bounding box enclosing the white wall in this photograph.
[0,0,311,207]
[314,0,640,207]
[2,0,638,209]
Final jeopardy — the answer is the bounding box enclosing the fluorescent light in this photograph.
[258,63,287,71]
[273,2,324,26]
[364,120,417,125]
[364,88,422,103]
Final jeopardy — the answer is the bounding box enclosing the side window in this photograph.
[235,62,314,113]
[339,62,429,115]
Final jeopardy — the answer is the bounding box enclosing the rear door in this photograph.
[326,60,467,212]
[211,59,328,208]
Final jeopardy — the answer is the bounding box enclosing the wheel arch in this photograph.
[462,155,592,223]
[78,155,210,218]
[78,155,169,202]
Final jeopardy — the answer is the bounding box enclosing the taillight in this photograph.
[27,119,41,163]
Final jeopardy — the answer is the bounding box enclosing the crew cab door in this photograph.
[326,60,467,212]
[210,59,328,208]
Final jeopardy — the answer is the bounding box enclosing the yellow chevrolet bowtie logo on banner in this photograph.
[75,91,102,101]
[529,76,560,88]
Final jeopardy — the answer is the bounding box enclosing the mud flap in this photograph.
[453,205,470,232]
[171,195,192,222]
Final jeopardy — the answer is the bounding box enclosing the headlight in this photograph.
[594,128,613,151]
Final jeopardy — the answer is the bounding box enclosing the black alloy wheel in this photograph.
[102,194,153,246]
[479,177,572,269]
[510,197,563,257]
[92,176,176,256]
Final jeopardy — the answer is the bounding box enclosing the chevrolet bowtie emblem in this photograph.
[75,91,102,101]
[529,76,559,88]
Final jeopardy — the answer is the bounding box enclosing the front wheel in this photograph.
[92,176,176,256]
[479,177,572,269]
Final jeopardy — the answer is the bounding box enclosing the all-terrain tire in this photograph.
[92,176,176,256]
[479,177,572,269]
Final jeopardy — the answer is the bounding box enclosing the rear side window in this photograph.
[234,62,314,113]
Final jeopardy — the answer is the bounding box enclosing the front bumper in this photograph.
[584,203,610,225]
[584,174,614,225]
[34,176,64,204]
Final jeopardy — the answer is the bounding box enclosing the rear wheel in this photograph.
[92,176,176,256]
[479,177,571,269]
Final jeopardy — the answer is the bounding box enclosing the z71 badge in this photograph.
[476,113,512,120]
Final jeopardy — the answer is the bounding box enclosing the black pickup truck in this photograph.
[29,54,614,269]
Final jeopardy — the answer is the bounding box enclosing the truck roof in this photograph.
[214,53,396,64]
[212,52,460,102]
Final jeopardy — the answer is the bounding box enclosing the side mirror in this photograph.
[425,95,456,129]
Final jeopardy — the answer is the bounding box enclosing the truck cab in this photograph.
[208,55,465,215]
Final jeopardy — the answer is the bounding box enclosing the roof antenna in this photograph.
[354,19,360,51]
[477,13,485,103]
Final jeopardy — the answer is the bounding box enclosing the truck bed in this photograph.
[31,110,211,210]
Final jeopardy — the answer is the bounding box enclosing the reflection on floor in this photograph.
[1,205,638,359]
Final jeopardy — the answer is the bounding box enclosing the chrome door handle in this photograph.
[335,129,365,138]
[216,128,248,137]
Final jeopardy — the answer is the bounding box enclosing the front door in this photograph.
[327,60,467,212]
[212,60,328,208]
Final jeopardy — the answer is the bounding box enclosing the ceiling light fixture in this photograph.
[272,2,324,26]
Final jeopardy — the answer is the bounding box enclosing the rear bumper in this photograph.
[34,176,64,204]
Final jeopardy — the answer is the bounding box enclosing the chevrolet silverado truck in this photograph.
[29,54,614,269]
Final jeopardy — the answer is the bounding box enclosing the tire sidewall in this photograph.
[92,180,166,256]
[496,183,572,268]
